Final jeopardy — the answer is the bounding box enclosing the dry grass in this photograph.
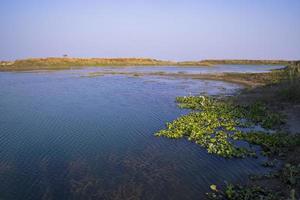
[201,59,293,66]
[1,57,295,71]
[0,57,173,71]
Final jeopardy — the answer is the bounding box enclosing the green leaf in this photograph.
[210,184,218,191]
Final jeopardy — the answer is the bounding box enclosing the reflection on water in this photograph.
[0,69,273,200]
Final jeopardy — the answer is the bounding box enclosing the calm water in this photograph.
[79,64,284,75]
[0,68,273,200]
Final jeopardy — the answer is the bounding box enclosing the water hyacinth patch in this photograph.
[207,183,283,200]
[155,96,288,158]
[207,163,300,200]
[234,131,300,156]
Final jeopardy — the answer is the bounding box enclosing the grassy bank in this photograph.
[0,57,295,71]
[0,57,213,71]
[156,62,300,199]
[83,67,286,87]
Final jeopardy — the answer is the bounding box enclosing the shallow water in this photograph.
[0,68,273,200]
[79,64,284,75]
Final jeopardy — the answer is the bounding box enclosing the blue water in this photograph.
[0,69,273,200]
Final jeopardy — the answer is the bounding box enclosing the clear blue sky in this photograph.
[0,0,299,61]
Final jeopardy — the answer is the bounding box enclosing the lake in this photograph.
[0,66,279,199]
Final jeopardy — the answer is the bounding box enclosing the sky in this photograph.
[0,0,299,61]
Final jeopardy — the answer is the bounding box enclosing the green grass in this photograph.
[277,62,300,103]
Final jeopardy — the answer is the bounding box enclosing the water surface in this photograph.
[78,64,284,75]
[0,68,273,200]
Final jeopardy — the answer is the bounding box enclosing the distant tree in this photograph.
[63,54,68,58]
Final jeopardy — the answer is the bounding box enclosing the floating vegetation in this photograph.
[207,163,300,200]
[155,63,300,199]
[207,183,283,200]
[155,96,290,158]
[281,163,300,186]
[234,131,300,156]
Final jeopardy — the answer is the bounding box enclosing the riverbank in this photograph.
[224,63,300,199]
[155,62,300,199]
[0,59,299,199]
[0,57,294,71]
[82,69,282,87]
[0,57,212,71]
[223,75,300,199]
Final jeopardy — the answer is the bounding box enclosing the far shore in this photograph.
[80,71,272,87]
[0,57,296,71]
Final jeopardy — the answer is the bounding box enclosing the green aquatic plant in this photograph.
[207,183,283,200]
[281,163,300,186]
[244,102,284,129]
[234,131,300,156]
[156,97,248,158]
[156,96,286,158]
[207,162,300,200]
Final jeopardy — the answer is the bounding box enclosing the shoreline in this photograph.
[153,62,300,199]
[0,60,299,199]
[2,65,282,87]
[81,71,276,87]
[0,57,295,72]
[81,64,300,198]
